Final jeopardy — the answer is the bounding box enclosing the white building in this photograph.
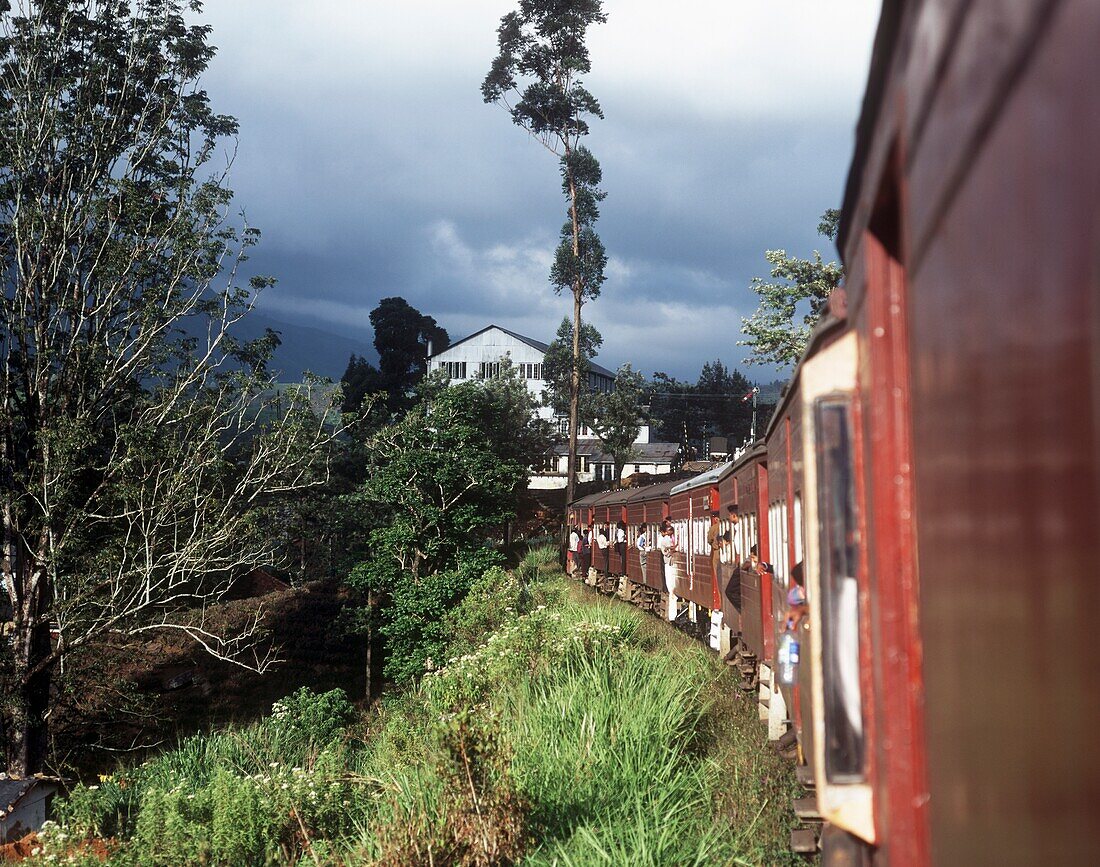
[532,427,681,490]
[427,324,614,421]
[428,324,679,489]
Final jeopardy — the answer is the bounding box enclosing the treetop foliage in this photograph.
[739,208,844,368]
[340,296,448,416]
[644,361,755,449]
[590,363,646,480]
[481,0,607,149]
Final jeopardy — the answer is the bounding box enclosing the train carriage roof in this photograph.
[669,461,737,496]
[570,478,682,511]
[569,491,605,508]
[596,487,636,507]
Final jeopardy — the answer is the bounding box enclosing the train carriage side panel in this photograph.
[729,453,764,656]
[845,2,1100,862]
[624,490,648,585]
[766,411,791,668]
[668,487,691,605]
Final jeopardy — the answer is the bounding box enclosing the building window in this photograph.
[578,456,589,473]
[439,361,466,379]
[519,362,543,380]
[479,361,502,379]
[634,464,641,474]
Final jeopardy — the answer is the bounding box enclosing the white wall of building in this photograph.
[429,327,555,419]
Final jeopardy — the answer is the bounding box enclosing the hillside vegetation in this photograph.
[26,550,800,866]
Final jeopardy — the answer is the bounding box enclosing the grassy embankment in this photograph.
[27,549,802,866]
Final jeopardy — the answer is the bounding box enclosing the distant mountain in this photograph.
[231,311,377,382]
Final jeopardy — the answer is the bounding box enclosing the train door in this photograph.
[757,461,774,661]
[801,329,876,845]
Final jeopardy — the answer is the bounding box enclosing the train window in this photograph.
[794,493,804,564]
[777,501,790,585]
[815,396,866,783]
[768,502,781,578]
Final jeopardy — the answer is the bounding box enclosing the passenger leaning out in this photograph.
[567,525,580,577]
[636,522,650,573]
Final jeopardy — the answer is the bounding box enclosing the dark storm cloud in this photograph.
[199,1,879,378]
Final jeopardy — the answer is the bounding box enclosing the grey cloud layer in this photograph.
[201,1,879,378]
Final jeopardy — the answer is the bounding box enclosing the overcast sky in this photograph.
[200,1,881,380]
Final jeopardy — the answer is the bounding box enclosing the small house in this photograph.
[0,775,60,842]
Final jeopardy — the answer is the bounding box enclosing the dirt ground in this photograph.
[48,579,367,781]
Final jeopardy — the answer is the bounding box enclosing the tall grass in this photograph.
[32,555,800,866]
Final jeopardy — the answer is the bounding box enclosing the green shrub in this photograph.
[270,686,356,743]
[34,568,801,866]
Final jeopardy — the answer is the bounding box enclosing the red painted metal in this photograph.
[757,461,774,662]
[861,221,928,865]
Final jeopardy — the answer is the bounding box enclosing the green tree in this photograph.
[644,361,756,452]
[348,363,551,684]
[696,359,754,445]
[541,316,602,421]
[339,354,384,415]
[739,208,844,367]
[370,296,449,414]
[591,364,646,483]
[483,0,609,507]
[0,0,338,775]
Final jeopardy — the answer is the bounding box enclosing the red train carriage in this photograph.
[800,1,1100,863]
[667,470,720,630]
[723,446,767,662]
[592,487,632,587]
[634,479,678,594]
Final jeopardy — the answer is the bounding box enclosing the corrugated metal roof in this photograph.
[430,324,617,379]
[670,461,738,496]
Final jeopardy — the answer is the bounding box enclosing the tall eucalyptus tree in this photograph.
[482,0,608,507]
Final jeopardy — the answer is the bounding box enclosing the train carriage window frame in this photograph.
[800,328,876,844]
[814,396,866,783]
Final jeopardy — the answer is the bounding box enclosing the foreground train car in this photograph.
[829,0,1100,863]
[567,1,1099,862]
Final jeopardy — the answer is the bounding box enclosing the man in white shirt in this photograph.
[595,524,610,583]
[636,522,650,573]
[657,524,678,593]
[614,521,627,575]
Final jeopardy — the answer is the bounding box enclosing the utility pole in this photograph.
[749,387,760,442]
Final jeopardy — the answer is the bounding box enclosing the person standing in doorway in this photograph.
[615,520,627,576]
[595,523,610,581]
[636,522,650,575]
[567,525,580,577]
[707,510,723,590]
